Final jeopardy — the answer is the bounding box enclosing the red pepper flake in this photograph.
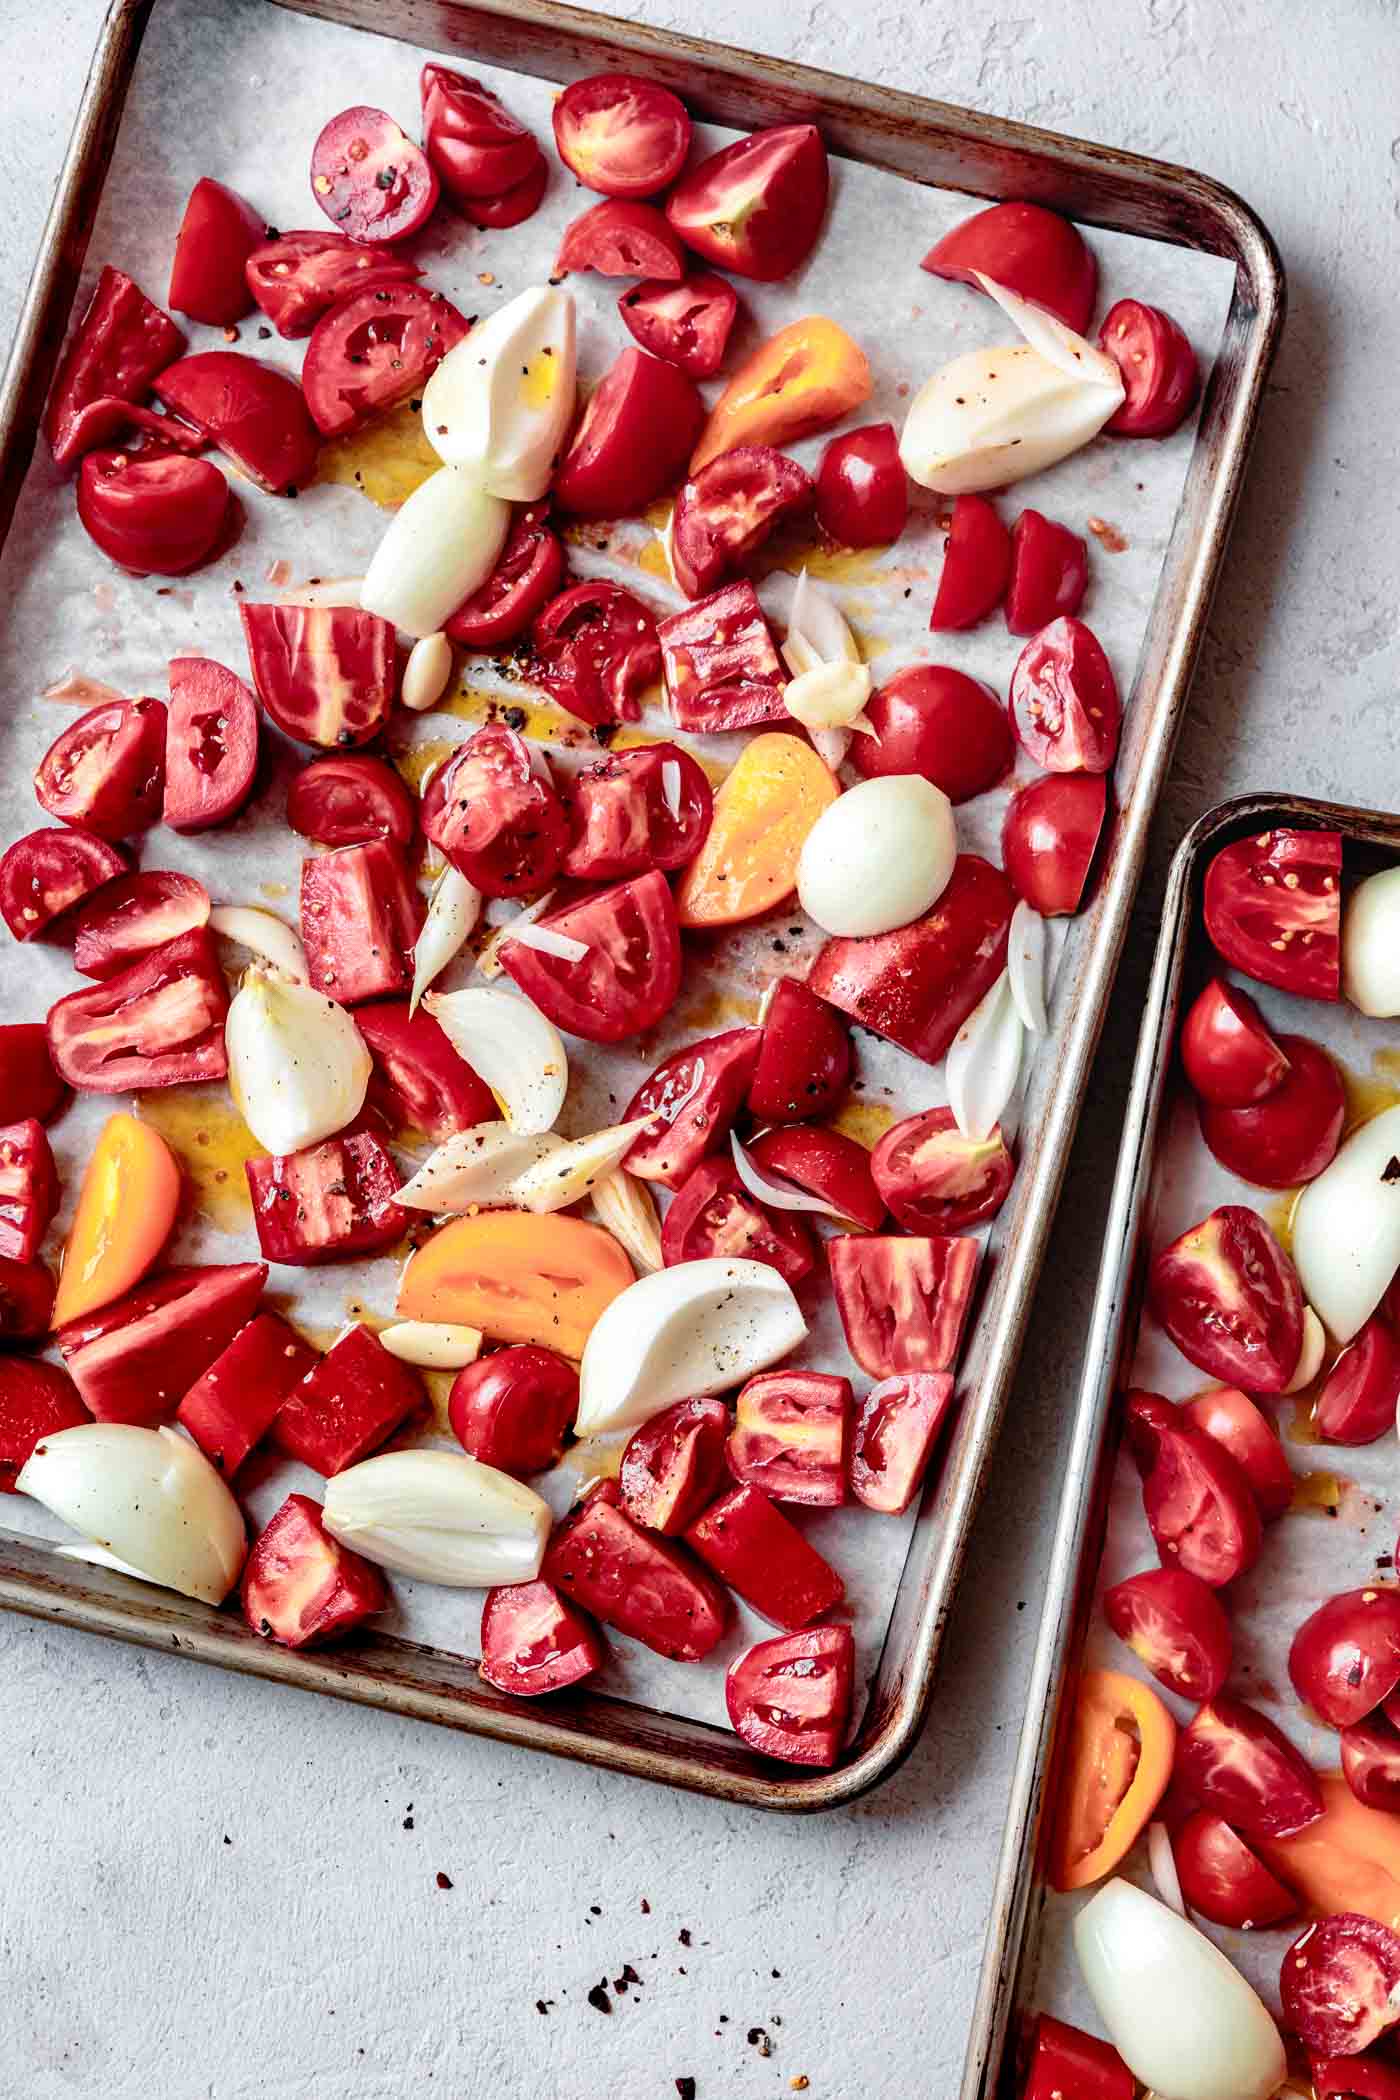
[1086,515,1128,552]
[675,2083,696,2100]
[435,1871,453,1890]
[586,1981,612,2014]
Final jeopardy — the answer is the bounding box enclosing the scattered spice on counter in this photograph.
[748,2026,773,2057]
[675,2081,696,2100]
[586,1981,611,2015]
[435,1871,453,1891]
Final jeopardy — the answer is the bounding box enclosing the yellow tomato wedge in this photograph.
[690,317,872,473]
[1257,1772,1400,1931]
[397,1210,633,1357]
[52,1112,181,1327]
[1050,1668,1176,1892]
[675,733,838,929]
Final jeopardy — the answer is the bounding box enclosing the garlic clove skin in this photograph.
[420,287,577,500]
[972,270,1126,391]
[784,658,873,731]
[782,569,861,676]
[505,1117,658,1214]
[322,1449,550,1587]
[360,467,510,639]
[947,971,1024,1142]
[208,905,309,984]
[225,967,370,1154]
[900,342,1122,494]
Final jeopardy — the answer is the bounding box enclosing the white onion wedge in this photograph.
[323,1449,549,1587]
[590,1169,664,1274]
[421,287,577,500]
[476,892,555,980]
[506,1117,658,1214]
[401,631,453,713]
[731,1132,848,1220]
[208,905,308,984]
[972,270,1126,390]
[425,987,567,1134]
[1148,1821,1186,1917]
[1343,866,1400,1017]
[1284,1305,1326,1393]
[810,726,852,771]
[55,1541,156,1582]
[947,972,1023,1143]
[378,1321,484,1370]
[397,1123,562,1212]
[900,320,1123,495]
[1293,1105,1400,1344]
[505,921,589,964]
[411,865,483,1013]
[1008,901,1048,1034]
[576,1258,807,1438]
[360,467,510,639]
[225,968,371,1153]
[18,1424,246,1605]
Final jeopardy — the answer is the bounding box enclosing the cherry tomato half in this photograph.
[1199,1031,1345,1187]
[302,283,468,438]
[1123,1388,1263,1586]
[1001,772,1108,917]
[553,73,691,199]
[1172,1811,1298,1930]
[1148,1204,1303,1393]
[849,1372,954,1516]
[561,741,712,882]
[464,157,547,231]
[815,424,908,549]
[1183,1385,1294,1520]
[1050,1668,1176,1891]
[852,665,1013,805]
[1281,1914,1400,2059]
[1103,1565,1232,1701]
[928,492,1010,631]
[155,351,319,494]
[747,1126,885,1232]
[658,579,788,732]
[660,1156,814,1283]
[34,698,165,840]
[671,444,812,599]
[556,199,686,281]
[725,1624,853,1768]
[446,504,564,650]
[1100,297,1199,438]
[546,1479,731,1662]
[530,581,661,727]
[619,1396,730,1536]
[623,1026,762,1189]
[1203,827,1342,1001]
[1009,616,1121,774]
[1179,975,1290,1107]
[921,200,1097,333]
[76,449,230,575]
[1178,1695,1323,1839]
[72,870,210,980]
[1343,1714,1400,1815]
[748,978,850,1126]
[0,1358,89,1491]
[47,926,229,1091]
[500,870,682,1044]
[553,346,703,518]
[666,124,829,282]
[310,104,439,242]
[479,1579,603,1698]
[0,829,125,943]
[1316,1316,1400,1446]
[287,753,416,851]
[870,1105,1014,1233]
[244,229,421,338]
[164,655,259,833]
[449,1345,578,1478]
[168,177,263,327]
[419,64,540,204]
[1021,2017,1133,2100]
[617,274,739,379]
[727,1369,851,1506]
[355,1000,493,1140]
[1291,1589,1400,1729]
[420,724,567,898]
[0,1025,68,1125]
[1005,509,1088,636]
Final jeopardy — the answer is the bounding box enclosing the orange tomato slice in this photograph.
[690,316,872,473]
[397,1210,633,1357]
[675,732,837,929]
[1257,1772,1400,1931]
[52,1111,181,1327]
[1050,1668,1177,1892]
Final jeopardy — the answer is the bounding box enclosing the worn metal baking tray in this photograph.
[0,0,1282,1809]
[963,790,1400,2091]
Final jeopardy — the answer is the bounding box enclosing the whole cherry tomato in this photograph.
[530,580,661,726]
[1183,1386,1294,1520]
[244,229,420,338]
[1009,616,1121,773]
[168,178,263,326]
[921,200,1097,333]
[155,352,319,494]
[449,1345,578,1477]
[1290,1590,1400,1728]
[666,124,829,281]
[1316,1315,1400,1446]
[1171,1811,1298,1930]
[553,347,703,518]
[419,65,540,203]
[1001,772,1107,916]
[1103,1566,1231,1700]
[1178,1695,1322,1838]
[1342,1714,1400,1814]
[1004,509,1088,635]
[553,73,691,198]
[164,655,259,833]
[1203,827,1342,1001]
[617,274,739,379]
[1198,1031,1345,1187]
[301,284,468,438]
[446,505,563,650]
[77,449,230,575]
[34,699,166,839]
[1149,1204,1303,1392]
[1179,975,1290,1107]
[1123,1389,1263,1587]
[624,1027,762,1188]
[556,200,686,281]
[815,424,908,548]
[671,445,812,598]
[748,978,850,1125]
[310,104,439,241]
[0,828,125,943]
[852,664,1013,804]
[420,724,568,897]
[1100,297,1199,437]
[928,492,1010,630]
[870,1105,1014,1233]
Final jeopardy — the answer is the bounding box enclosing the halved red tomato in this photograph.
[1199,1031,1344,1187]
[530,580,661,727]
[287,753,415,850]
[479,1579,604,1697]
[0,1026,68,1126]
[272,1322,422,1475]
[168,177,263,326]
[1180,976,1290,1107]
[76,449,231,575]
[72,870,210,979]
[871,1105,1015,1233]
[1291,1590,1400,1729]
[1102,1566,1232,1700]
[177,1312,318,1478]
[928,493,1010,631]
[1005,510,1088,635]
[0,1119,58,1266]
[1172,1812,1298,1930]
[1178,1695,1322,1839]
[556,199,686,281]
[1123,1388,1264,1586]
[726,1370,851,1507]
[561,742,712,882]
[500,869,681,1044]
[1100,298,1199,438]
[748,979,850,1126]
[247,1127,408,1265]
[164,655,259,832]
[725,1624,853,1769]
[302,284,469,438]
[619,1396,730,1536]
[419,723,568,895]
[658,578,789,732]
[1203,827,1342,1001]
[660,1156,814,1283]
[828,1234,980,1379]
[1149,1204,1303,1393]
[310,104,439,242]
[852,665,1013,804]
[617,274,739,379]
[747,1126,885,1232]
[816,423,908,549]
[1183,1385,1294,1520]
[1021,2017,1133,2100]
[623,1026,762,1188]
[922,200,1097,333]
[671,445,813,599]
[355,1001,494,1140]
[446,505,563,650]
[450,1345,579,1478]
[685,1483,843,1630]
[553,73,691,199]
[0,828,125,942]
[1009,615,1121,774]
[47,927,229,1091]
[1343,1715,1400,1814]
[240,602,395,748]
[155,352,319,494]
[464,158,547,231]
[1316,1316,1400,1446]
[419,64,540,204]
[300,839,421,1005]
[1281,1914,1400,2058]
[666,124,829,282]
[241,1492,387,1649]
[848,1371,954,1515]
[1002,772,1108,918]
[545,1479,731,1661]
[0,1258,58,1344]
[34,698,165,840]
[244,229,422,338]
[0,1358,89,1489]
[57,1260,267,1424]
[44,266,185,471]
[553,346,703,517]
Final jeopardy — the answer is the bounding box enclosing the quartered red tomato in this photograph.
[76,450,230,575]
[1021,2016,1133,2100]
[553,346,703,518]
[168,177,263,326]
[287,753,416,850]
[178,1312,319,1478]
[618,274,739,379]
[1102,1566,1232,1700]
[155,352,320,493]
[671,445,813,599]
[501,869,682,1044]
[246,1126,408,1265]
[852,665,1013,804]
[666,125,829,282]
[479,1579,604,1698]
[59,399,207,462]
[619,1396,730,1536]
[57,1260,267,1424]
[1172,1812,1298,1930]
[241,602,395,748]
[419,65,540,205]
[164,655,259,832]
[1099,298,1199,438]
[748,979,850,1126]
[659,579,790,733]
[1180,976,1290,1107]
[1149,1204,1303,1393]
[44,265,185,471]
[1123,1388,1264,1586]
[556,199,686,281]
[623,1026,762,1188]
[561,742,712,882]
[241,1493,387,1649]
[1343,1715,1400,1814]
[849,1372,954,1516]
[355,1001,494,1140]
[300,839,421,1005]
[0,1025,68,1126]
[686,1483,844,1630]
[530,580,661,727]
[464,158,548,231]
[34,698,165,840]
[72,870,210,979]
[1005,510,1088,635]
[272,1322,422,1476]
[47,927,229,1091]
[0,1359,89,1490]
[828,1234,980,1380]
[747,1126,885,1232]
[1317,1316,1400,1446]
[1183,1385,1294,1520]
[545,1479,731,1662]
[726,1370,851,1507]
[1199,1031,1345,1187]
[0,1258,58,1344]
[449,1346,579,1478]
[310,104,439,242]
[815,423,907,549]
[1203,827,1343,1001]
[1281,1914,1400,2058]
[244,229,422,337]
[725,1624,854,1769]
[928,492,1011,631]
[553,73,691,198]
[0,1119,58,1266]
[420,723,568,896]
[302,284,468,437]
[1009,615,1122,774]
[0,828,125,942]
[921,200,1097,333]
[871,1105,1015,1233]
[1291,1590,1400,1729]
[446,504,563,650]
[661,1156,815,1284]
[1178,1695,1323,1839]
[1001,773,1108,917]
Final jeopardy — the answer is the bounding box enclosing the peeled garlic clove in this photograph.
[360,467,510,639]
[947,971,1024,1143]
[18,1424,246,1605]
[590,1169,664,1274]
[1343,866,1400,1017]
[420,287,577,500]
[782,569,861,676]
[378,1320,484,1370]
[397,1122,562,1212]
[225,966,370,1153]
[784,658,873,731]
[410,865,483,1013]
[1008,900,1048,1034]
[401,630,454,713]
[900,342,1123,494]
[425,987,567,1133]
[1284,1305,1326,1393]
[810,726,852,772]
[972,270,1126,390]
[208,905,309,984]
[506,1116,658,1214]
[322,1448,550,1586]
[797,775,956,938]
[1293,1105,1400,1344]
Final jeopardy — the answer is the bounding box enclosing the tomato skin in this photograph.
[1123,1387,1264,1585]
[47,926,229,1092]
[155,352,319,494]
[0,1026,68,1126]
[73,871,210,979]
[247,1126,409,1266]
[164,656,259,833]
[446,505,564,650]
[748,979,850,1127]
[1183,1386,1294,1520]
[1199,1031,1344,1187]
[557,199,686,282]
[619,1397,731,1536]
[1342,1714,1400,1814]
[828,1233,980,1380]
[659,578,789,733]
[1149,1204,1303,1394]
[1051,1668,1177,1891]
[420,723,568,896]
[691,316,870,472]
[815,424,907,549]
[852,665,1013,804]
[1290,1590,1400,1729]
[928,492,1010,630]
[300,839,421,1006]
[56,1261,267,1425]
[419,64,540,204]
[45,266,186,470]
[921,200,1096,333]
[501,870,683,1045]
[871,1105,1014,1234]
[1180,975,1291,1107]
[623,1027,762,1189]
[272,1323,423,1477]
[1009,615,1122,774]
[310,105,439,243]
[1313,2051,1400,2100]
[661,1157,815,1285]
[479,1579,604,1697]
[0,1258,57,1344]
[1178,1695,1323,1838]
[399,1212,631,1357]
[849,1372,954,1515]
[1204,827,1343,1001]
[0,1358,89,1490]
[1172,1811,1298,1930]
[1099,297,1199,438]
[244,599,396,749]
[244,229,421,338]
[241,1492,387,1650]
[0,1119,58,1266]
[449,1346,578,1478]
[1281,1913,1400,2059]
[553,73,691,199]
[1021,2016,1133,2100]
[725,1623,854,1769]
[553,346,704,518]
[747,1126,885,1233]
[666,124,829,282]
[287,754,416,851]
[545,1479,732,1661]
[354,1002,494,1141]
[686,1483,844,1630]
[463,158,548,231]
[35,698,165,840]
[671,445,813,599]
[58,399,206,462]
[1103,1566,1231,1700]
[178,1313,319,1479]
[618,273,739,379]
[561,742,712,883]
[302,283,468,438]
[726,1370,852,1507]
[1002,772,1108,919]
[1316,1316,1400,1446]
[1005,510,1088,636]
[168,178,264,326]
[530,580,660,727]
[0,827,126,943]
[77,449,230,575]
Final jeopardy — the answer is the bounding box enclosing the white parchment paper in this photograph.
[0,0,1237,1734]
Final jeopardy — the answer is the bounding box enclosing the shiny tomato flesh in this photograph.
[77,449,231,575]
[619,1397,730,1536]
[164,656,259,832]
[310,104,439,243]
[177,1312,319,1477]
[271,1323,422,1476]
[849,1372,954,1516]
[1343,1714,1400,1814]
[0,1259,59,1344]
[419,722,568,895]
[748,979,850,1126]
[446,505,564,649]
[1198,1030,1344,1186]
[0,1025,68,1126]
[0,827,126,942]
[1182,1385,1294,1520]
[246,1127,409,1265]
[500,869,682,1044]
[871,1105,1015,1233]
[1171,1811,1297,1930]
[726,1370,851,1507]
[1021,2016,1133,2100]
[72,870,210,979]
[0,1119,58,1266]
[479,1578,604,1697]
[45,266,185,470]
[659,579,789,733]
[47,926,229,1092]
[155,351,319,494]
[287,754,416,850]
[1203,827,1342,1000]
[1009,616,1122,773]
[462,158,547,231]
[671,445,812,599]
[302,283,468,437]
[1280,1913,1400,2059]
[746,1125,885,1232]
[1051,1668,1176,1891]
[1001,771,1108,918]
[244,229,421,337]
[816,423,907,549]
[1123,1388,1263,1586]
[686,1483,843,1630]
[1102,1565,1231,1700]
[1100,297,1199,437]
[623,1027,762,1188]
[1177,1694,1323,1839]
[56,1261,267,1424]
[354,1001,494,1141]
[35,698,166,840]
[1149,1204,1303,1393]
[561,742,712,882]
[419,64,540,206]
[530,581,661,728]
[725,1624,853,1768]
[553,345,703,518]
[300,838,421,1006]
[1290,1589,1400,1729]
[661,1156,814,1284]
[241,602,395,748]
[618,274,739,379]
[553,73,691,199]
[666,125,829,282]
[1180,975,1290,1107]
[545,1480,731,1661]
[242,1491,387,1649]
[828,1234,980,1380]
[1317,1316,1400,1445]
[557,199,686,281]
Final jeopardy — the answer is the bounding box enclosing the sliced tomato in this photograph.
[665,124,829,282]
[0,1259,57,1344]
[748,978,850,1126]
[530,580,661,727]
[1100,298,1199,437]
[1178,1695,1323,1839]
[618,273,739,379]
[244,229,422,338]
[1314,2054,1400,2100]
[500,870,681,1044]
[848,1371,955,1516]
[726,1370,851,1506]
[398,1211,632,1357]
[852,665,1013,804]
[47,927,229,1092]
[44,266,185,470]
[464,158,548,231]
[552,346,703,518]
[241,1491,387,1648]
[1291,1590,1400,1730]
[922,200,1097,333]
[562,742,712,882]
[272,1323,422,1475]
[56,1261,267,1424]
[1002,772,1108,918]
[546,1480,731,1661]
[685,1483,844,1630]
[1203,827,1343,1001]
[446,504,563,650]
[725,1624,853,1769]
[659,578,789,732]
[76,449,231,575]
[828,1233,980,1379]
[51,1111,180,1325]
[671,445,813,599]
[168,178,263,326]
[1180,976,1290,1107]
[0,1026,67,1127]
[302,283,469,438]
[58,398,207,462]
[1171,1812,1298,1931]
[553,73,691,198]
[419,64,540,204]
[1149,1204,1303,1393]
[164,655,259,832]
[1050,1668,1176,1891]
[419,723,568,896]
[0,828,125,943]
[1282,1914,1400,2059]
[240,602,395,748]
[1102,1566,1232,1700]
[1343,1715,1400,1814]
[1123,1388,1264,1586]
[556,199,686,281]
[177,1313,319,1478]
[247,1126,408,1266]
[479,1579,604,1697]
[816,423,907,549]
[287,753,416,850]
[660,1157,815,1284]
[310,104,439,243]
[1316,1317,1400,1446]
[1021,2016,1134,2100]
[622,1026,762,1188]
[300,839,421,1006]
[448,1345,578,1478]
[747,1126,884,1232]
[1260,1774,1400,1933]
[676,732,836,928]
[1005,510,1089,635]
[0,1120,58,1266]
[619,1396,730,1536]
[0,1359,89,1490]
[34,698,166,839]
[354,1002,494,1140]
[928,492,1011,631]
[155,352,319,494]
[691,316,870,473]
[1009,615,1122,773]
[1199,1031,1344,1186]
[871,1105,1014,1233]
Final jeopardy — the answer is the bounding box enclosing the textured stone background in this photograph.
[1,2,1397,2095]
